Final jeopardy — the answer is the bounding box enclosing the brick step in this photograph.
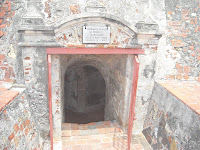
[61,133,128,149]
[61,120,128,150]
[56,121,150,150]
[61,120,123,137]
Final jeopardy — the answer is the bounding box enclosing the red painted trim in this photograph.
[46,48,144,149]
[47,55,53,150]
[127,55,140,150]
[46,48,144,55]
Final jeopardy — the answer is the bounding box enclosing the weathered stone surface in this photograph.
[0,88,49,150]
[143,82,200,150]
[55,20,137,48]
[165,0,200,81]
[0,0,199,149]
[22,47,49,136]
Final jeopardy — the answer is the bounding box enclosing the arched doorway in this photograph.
[64,62,106,124]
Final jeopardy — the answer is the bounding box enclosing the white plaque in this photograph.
[83,26,110,44]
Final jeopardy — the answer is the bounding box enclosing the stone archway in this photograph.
[48,50,143,150]
[17,6,161,148]
[64,62,106,124]
[42,15,159,149]
[57,54,136,130]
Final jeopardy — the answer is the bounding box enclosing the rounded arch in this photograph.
[62,56,111,87]
[63,58,107,124]
[54,14,138,38]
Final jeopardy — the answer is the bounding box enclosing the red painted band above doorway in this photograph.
[46,48,144,55]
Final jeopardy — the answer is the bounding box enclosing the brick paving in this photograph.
[54,120,152,150]
[158,80,200,116]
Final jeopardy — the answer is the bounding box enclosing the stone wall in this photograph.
[51,55,62,140]
[0,54,15,82]
[0,88,50,150]
[0,0,15,83]
[1,0,200,147]
[0,1,16,82]
[143,82,200,150]
[1,0,165,137]
[22,47,50,140]
[165,0,200,81]
[0,0,25,83]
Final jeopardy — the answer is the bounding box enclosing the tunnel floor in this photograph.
[64,106,105,124]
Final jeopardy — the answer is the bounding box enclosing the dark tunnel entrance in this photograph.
[64,63,106,124]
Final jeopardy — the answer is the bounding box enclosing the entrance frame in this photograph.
[47,47,143,150]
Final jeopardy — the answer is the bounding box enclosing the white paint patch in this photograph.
[8,44,16,59]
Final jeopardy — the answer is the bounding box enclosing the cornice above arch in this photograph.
[18,13,162,48]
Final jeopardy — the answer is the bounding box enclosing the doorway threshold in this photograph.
[53,120,151,150]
